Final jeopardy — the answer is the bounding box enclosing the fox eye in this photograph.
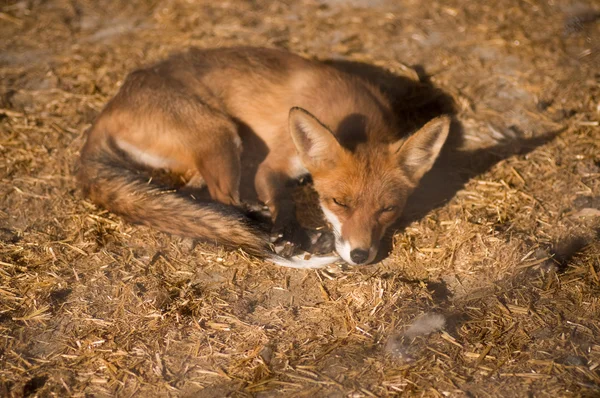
[381,205,397,213]
[332,198,348,208]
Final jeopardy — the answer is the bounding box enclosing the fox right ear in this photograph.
[392,116,451,184]
[289,107,342,169]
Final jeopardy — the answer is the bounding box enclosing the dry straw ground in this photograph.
[1,0,600,396]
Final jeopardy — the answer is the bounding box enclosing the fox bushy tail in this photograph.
[78,142,339,268]
[78,141,270,257]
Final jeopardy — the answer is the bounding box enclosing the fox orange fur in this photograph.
[78,47,450,268]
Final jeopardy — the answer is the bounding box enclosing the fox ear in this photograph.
[392,116,451,184]
[289,107,342,168]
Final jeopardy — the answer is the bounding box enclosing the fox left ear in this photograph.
[392,116,451,184]
[289,107,343,169]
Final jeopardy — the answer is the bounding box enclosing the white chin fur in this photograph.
[320,205,342,234]
[336,239,355,265]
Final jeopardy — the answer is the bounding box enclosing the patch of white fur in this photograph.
[320,205,342,234]
[185,174,206,189]
[288,156,309,179]
[320,204,356,265]
[384,313,446,362]
[115,138,173,169]
[338,239,355,265]
[404,313,446,339]
[269,253,340,269]
[232,133,242,150]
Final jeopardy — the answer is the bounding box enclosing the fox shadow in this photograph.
[325,59,562,263]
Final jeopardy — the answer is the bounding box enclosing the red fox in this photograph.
[78,47,450,268]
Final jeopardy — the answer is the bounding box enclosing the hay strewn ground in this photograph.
[1,0,599,396]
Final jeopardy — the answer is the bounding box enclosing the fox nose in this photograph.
[350,249,370,264]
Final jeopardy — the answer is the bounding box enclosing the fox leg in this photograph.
[254,161,292,228]
[190,122,243,207]
[160,109,243,207]
[103,67,243,208]
[182,131,242,208]
[166,91,243,206]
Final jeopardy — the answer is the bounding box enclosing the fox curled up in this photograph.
[78,47,450,269]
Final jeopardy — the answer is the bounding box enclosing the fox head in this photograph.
[289,107,450,265]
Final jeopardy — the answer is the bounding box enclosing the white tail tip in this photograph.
[269,253,341,269]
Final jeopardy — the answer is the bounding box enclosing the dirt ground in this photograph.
[1,0,600,396]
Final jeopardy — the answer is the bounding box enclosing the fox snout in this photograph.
[334,230,381,265]
[320,206,382,265]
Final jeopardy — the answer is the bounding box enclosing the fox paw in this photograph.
[308,230,336,255]
[273,240,299,258]
[270,219,311,257]
[271,227,336,258]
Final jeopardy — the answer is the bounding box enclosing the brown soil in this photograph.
[1,0,599,396]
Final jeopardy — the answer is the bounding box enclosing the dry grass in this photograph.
[1,0,600,396]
